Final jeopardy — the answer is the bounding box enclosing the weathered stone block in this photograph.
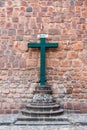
[26,7,33,12]
[8,29,16,36]
[0,0,5,7]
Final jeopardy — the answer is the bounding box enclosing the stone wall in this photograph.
[0,0,87,113]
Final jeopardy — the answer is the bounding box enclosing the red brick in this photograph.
[64,45,71,50]
[60,60,72,67]
[12,60,19,68]
[58,67,67,72]
[0,110,5,114]
[49,60,60,67]
[84,0,87,6]
[76,1,83,6]
[75,6,81,12]
[10,103,16,109]
[12,17,19,22]
[82,11,87,18]
[73,43,83,51]
[2,89,10,94]
[56,52,66,59]
[73,88,81,93]
[14,41,28,52]
[81,103,87,108]
[67,51,78,59]
[26,59,37,67]
[49,29,60,35]
[66,88,73,94]
[48,7,54,12]
[72,59,83,67]
[20,58,26,68]
[73,103,81,110]
[66,102,73,109]
[5,23,12,28]
[12,110,19,114]
[81,109,87,113]
[5,110,12,114]
[81,24,87,30]
[58,42,64,50]
[7,7,13,14]
[21,1,27,6]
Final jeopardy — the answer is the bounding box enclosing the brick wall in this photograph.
[0,0,87,113]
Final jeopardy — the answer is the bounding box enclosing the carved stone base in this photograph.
[16,85,64,123]
[32,94,53,102]
[32,85,54,103]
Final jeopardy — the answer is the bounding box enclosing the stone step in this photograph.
[21,109,64,117]
[17,114,68,122]
[15,121,70,125]
[26,104,60,109]
[30,102,56,106]
[26,104,60,111]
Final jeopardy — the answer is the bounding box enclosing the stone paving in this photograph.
[0,125,87,130]
[0,114,87,130]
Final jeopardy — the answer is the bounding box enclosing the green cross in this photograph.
[28,38,58,86]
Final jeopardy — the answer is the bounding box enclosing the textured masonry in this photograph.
[0,0,87,114]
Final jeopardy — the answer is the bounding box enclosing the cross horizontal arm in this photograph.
[28,43,41,48]
[46,43,58,48]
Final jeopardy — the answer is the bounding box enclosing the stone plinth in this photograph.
[32,85,54,103]
[16,85,64,124]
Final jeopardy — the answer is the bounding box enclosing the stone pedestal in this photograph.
[32,85,54,103]
[16,85,65,124]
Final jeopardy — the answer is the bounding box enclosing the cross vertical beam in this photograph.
[40,38,46,86]
[28,37,58,86]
